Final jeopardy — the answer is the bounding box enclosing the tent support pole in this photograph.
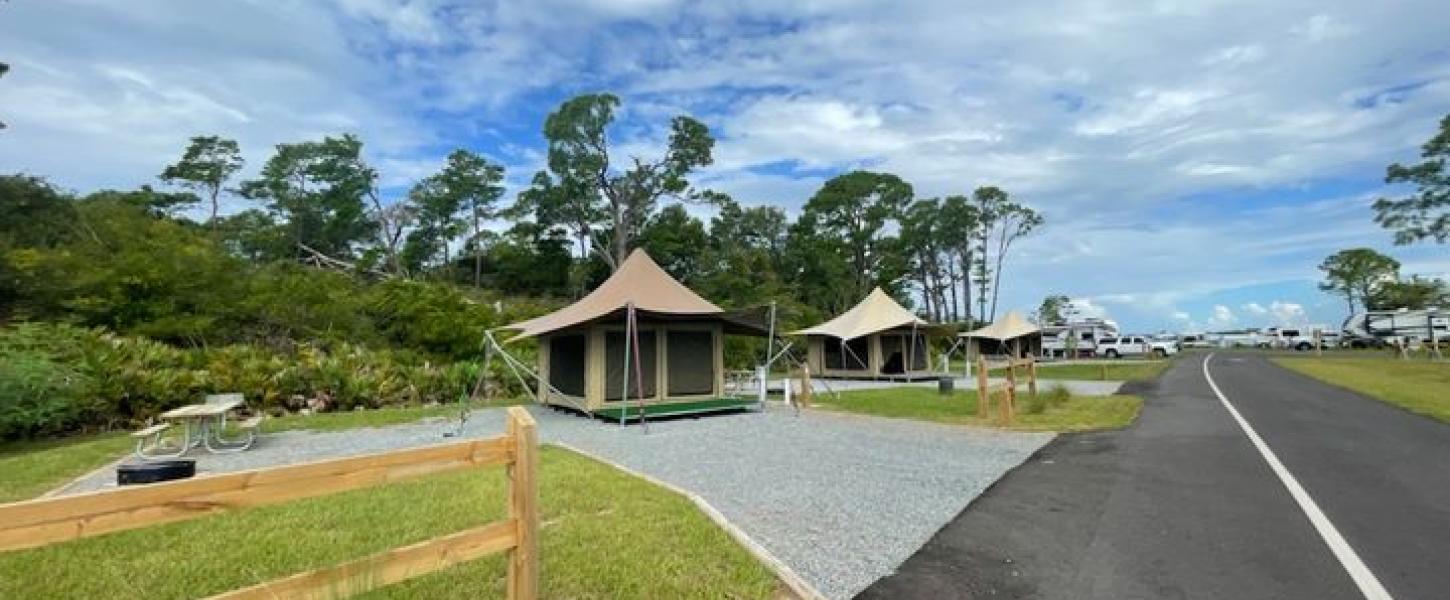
[620,305,633,428]
[841,337,868,374]
[909,321,919,379]
[629,304,649,433]
[760,302,778,412]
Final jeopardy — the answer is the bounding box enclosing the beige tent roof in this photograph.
[789,287,929,340]
[501,249,723,339]
[961,311,1040,340]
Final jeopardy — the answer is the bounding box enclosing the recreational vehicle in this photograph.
[1342,308,1448,348]
[1040,319,1119,358]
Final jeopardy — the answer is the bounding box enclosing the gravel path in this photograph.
[58,404,1052,599]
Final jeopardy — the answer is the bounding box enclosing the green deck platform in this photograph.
[592,397,758,421]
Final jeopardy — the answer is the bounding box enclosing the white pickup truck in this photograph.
[1096,335,1179,359]
[1260,326,1332,351]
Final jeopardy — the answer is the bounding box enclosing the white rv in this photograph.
[1041,319,1119,358]
[1342,308,1448,348]
[1260,325,1332,350]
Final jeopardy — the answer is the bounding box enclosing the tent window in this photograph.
[605,330,657,401]
[547,334,586,397]
[911,332,928,370]
[823,339,844,370]
[880,335,905,374]
[666,330,714,395]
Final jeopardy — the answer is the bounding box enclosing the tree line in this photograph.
[131,92,1042,326]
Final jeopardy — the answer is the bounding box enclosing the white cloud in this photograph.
[1290,14,1354,42]
[1208,305,1237,329]
[1069,297,1110,320]
[1269,300,1307,324]
[1242,302,1269,316]
[3,0,1449,333]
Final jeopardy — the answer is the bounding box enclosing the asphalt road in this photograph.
[859,352,1450,599]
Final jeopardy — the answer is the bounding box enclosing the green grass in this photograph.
[812,386,1143,432]
[259,399,529,434]
[947,359,1172,381]
[0,446,779,599]
[1273,357,1450,423]
[0,433,133,503]
[0,402,532,505]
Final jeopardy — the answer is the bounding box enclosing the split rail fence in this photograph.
[0,406,540,600]
[975,355,1038,423]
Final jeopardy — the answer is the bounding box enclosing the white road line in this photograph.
[1202,353,1394,600]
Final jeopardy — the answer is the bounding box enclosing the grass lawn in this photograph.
[948,359,1172,381]
[811,386,1143,432]
[0,446,779,599]
[1273,357,1450,423]
[0,401,530,503]
[259,399,529,434]
[0,433,133,503]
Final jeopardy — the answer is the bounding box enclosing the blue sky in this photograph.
[2,0,1448,332]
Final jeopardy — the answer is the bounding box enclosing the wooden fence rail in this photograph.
[0,406,540,600]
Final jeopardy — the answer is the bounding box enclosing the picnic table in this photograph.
[133,395,261,459]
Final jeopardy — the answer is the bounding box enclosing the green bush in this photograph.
[1046,384,1071,408]
[0,322,537,439]
[1022,384,1072,416]
[0,348,96,439]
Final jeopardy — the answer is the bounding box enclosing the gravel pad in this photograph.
[59,404,1052,599]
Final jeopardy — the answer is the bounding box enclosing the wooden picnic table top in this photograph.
[160,398,243,420]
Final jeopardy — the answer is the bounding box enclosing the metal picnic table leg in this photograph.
[205,413,255,453]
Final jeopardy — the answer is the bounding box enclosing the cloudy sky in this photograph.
[3,0,1448,332]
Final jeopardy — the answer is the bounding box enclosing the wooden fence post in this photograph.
[1027,359,1038,398]
[976,356,989,418]
[506,407,539,600]
[799,366,813,408]
[1001,362,1017,423]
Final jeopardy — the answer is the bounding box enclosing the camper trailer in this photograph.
[1041,319,1119,358]
[1342,308,1448,348]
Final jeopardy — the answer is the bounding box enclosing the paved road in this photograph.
[860,352,1450,599]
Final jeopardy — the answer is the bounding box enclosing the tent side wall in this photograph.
[964,333,1044,361]
[578,321,725,411]
[806,329,937,380]
[811,334,877,378]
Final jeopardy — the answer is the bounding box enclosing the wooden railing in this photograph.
[976,356,1038,423]
[0,406,539,600]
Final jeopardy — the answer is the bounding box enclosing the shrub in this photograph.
[1046,384,1072,408]
[0,348,96,439]
[0,322,536,439]
[1022,384,1072,416]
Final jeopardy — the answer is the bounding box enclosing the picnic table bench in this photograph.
[133,394,262,459]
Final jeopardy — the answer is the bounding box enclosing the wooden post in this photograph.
[1027,359,1038,398]
[976,355,990,418]
[1429,314,1443,361]
[506,407,539,600]
[1099,362,1107,381]
[1002,361,1016,423]
[1314,329,1323,357]
[798,366,813,408]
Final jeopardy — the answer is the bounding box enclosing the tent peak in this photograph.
[789,287,930,340]
[501,248,723,339]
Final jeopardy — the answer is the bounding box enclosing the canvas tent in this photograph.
[961,311,1042,359]
[500,249,767,420]
[790,287,947,379]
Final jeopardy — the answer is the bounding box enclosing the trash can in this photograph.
[118,460,196,486]
[938,376,954,395]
